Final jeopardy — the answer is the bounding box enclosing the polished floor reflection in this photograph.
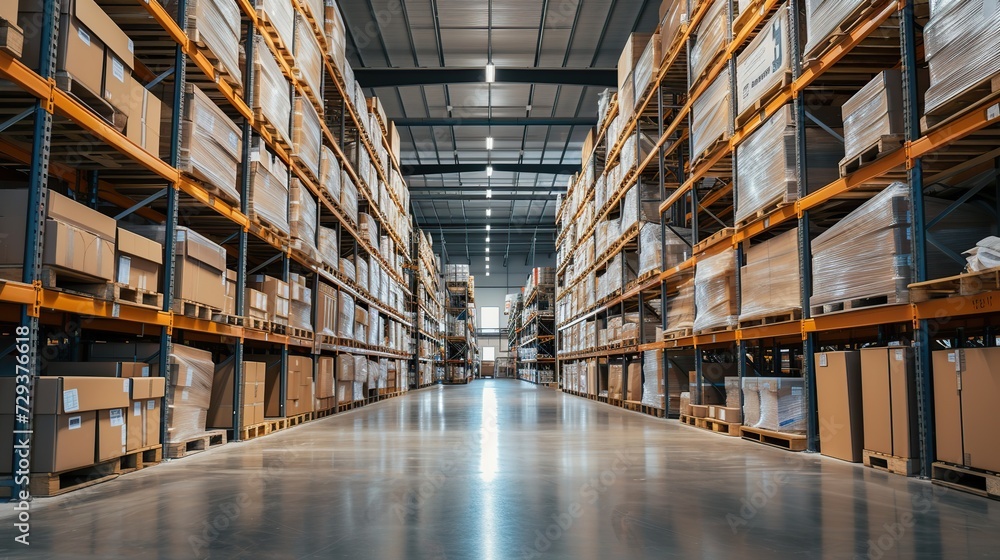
[2,379,999,559]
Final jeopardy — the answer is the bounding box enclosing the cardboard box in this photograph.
[127,377,165,452]
[626,363,642,401]
[815,352,865,463]
[208,360,265,429]
[1,0,18,26]
[934,348,1000,472]
[316,357,335,399]
[97,408,128,461]
[0,412,97,473]
[715,406,742,423]
[116,227,162,292]
[124,78,163,155]
[46,361,150,378]
[861,347,918,459]
[690,404,709,418]
[617,33,652,90]
[608,364,623,400]
[932,349,964,466]
[42,219,115,280]
[126,226,227,308]
[249,275,290,323]
[337,356,355,381]
[222,269,237,316]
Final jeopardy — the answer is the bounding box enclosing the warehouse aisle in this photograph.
[2,379,1000,559]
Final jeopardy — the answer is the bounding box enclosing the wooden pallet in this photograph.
[256,10,295,67]
[641,404,666,418]
[931,462,1000,500]
[690,134,732,173]
[24,445,162,497]
[173,298,221,321]
[119,445,164,473]
[188,30,243,96]
[269,322,288,335]
[238,422,272,441]
[802,0,895,63]
[738,309,803,329]
[245,315,270,332]
[839,134,904,177]
[810,290,909,316]
[693,227,736,254]
[740,426,807,451]
[704,417,742,437]
[314,407,337,419]
[248,211,291,241]
[165,430,228,459]
[908,267,1000,303]
[288,326,315,341]
[113,283,164,309]
[0,17,24,58]
[863,450,918,476]
[253,108,291,149]
[921,74,1000,133]
[54,72,126,131]
[694,324,737,336]
[623,400,642,412]
[211,312,246,327]
[735,72,794,129]
[0,266,113,299]
[679,413,701,426]
[736,195,797,229]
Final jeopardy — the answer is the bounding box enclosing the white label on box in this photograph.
[181,389,190,402]
[122,424,127,446]
[147,400,155,410]
[988,103,1000,122]
[128,39,135,53]
[141,365,150,377]
[68,416,82,430]
[109,408,125,427]
[124,379,130,393]
[112,57,125,83]
[63,389,80,412]
[186,367,194,387]
[228,132,239,151]
[196,110,215,133]
[895,349,904,361]
[134,402,142,416]
[947,352,955,362]
[818,353,828,367]
[117,256,131,284]
[77,28,91,46]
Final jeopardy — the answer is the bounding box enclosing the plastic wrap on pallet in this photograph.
[255,0,293,52]
[742,377,761,426]
[293,13,323,102]
[369,259,381,300]
[292,96,322,178]
[179,85,241,202]
[289,180,318,250]
[642,350,665,408]
[691,67,732,163]
[736,4,792,118]
[289,296,312,332]
[659,0,686,57]
[320,146,342,203]
[693,248,737,332]
[166,344,215,444]
[804,0,868,57]
[325,0,348,68]
[620,74,635,121]
[316,282,337,335]
[368,307,379,346]
[352,355,368,384]
[740,228,801,321]
[725,377,741,409]
[318,227,338,267]
[689,0,728,87]
[842,70,904,163]
[755,377,806,433]
[356,256,369,292]
[811,182,994,307]
[248,143,290,235]
[341,171,359,224]
[633,33,661,107]
[166,0,241,85]
[924,0,1000,115]
[252,37,292,145]
[666,279,695,332]
[340,257,356,282]
[338,292,355,338]
[358,213,379,249]
[964,237,1000,272]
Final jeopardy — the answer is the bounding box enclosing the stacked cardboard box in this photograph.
[932,347,1000,473]
[924,0,1000,116]
[288,273,313,333]
[292,96,322,178]
[0,189,116,282]
[124,226,226,309]
[293,12,323,102]
[166,0,241,86]
[316,281,338,336]
[248,275,290,327]
[248,143,291,235]
[842,70,904,164]
[608,363,624,400]
[337,292,355,339]
[320,146,342,203]
[693,248,738,332]
[124,76,164,156]
[245,285,269,323]
[1,0,22,57]
[739,228,801,322]
[324,0,348,71]
[689,0,728,85]
[177,84,242,203]
[264,355,313,418]
[815,351,865,462]
[252,36,292,145]
[116,227,162,294]
[691,67,732,162]
[208,360,265,429]
[861,347,918,461]
[290,180,318,254]
[315,357,336,411]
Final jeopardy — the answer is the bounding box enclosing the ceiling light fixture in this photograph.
[486,272,490,277]
[485,225,491,231]
[485,63,496,83]
[485,256,490,262]
[486,136,494,151]
[486,208,492,217]
[486,237,490,243]
[486,247,490,252]
[486,165,494,177]
[486,264,490,269]
[486,189,492,198]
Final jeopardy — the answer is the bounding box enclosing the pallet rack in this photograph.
[507,293,524,380]
[0,0,419,498]
[443,275,476,384]
[516,270,557,386]
[412,229,443,388]
[556,0,1000,478]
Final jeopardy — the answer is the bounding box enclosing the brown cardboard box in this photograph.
[608,364,623,400]
[245,287,269,320]
[47,190,117,240]
[249,275,290,323]
[815,352,865,463]
[932,349,964,466]
[316,357,335,399]
[43,219,115,280]
[116,227,162,293]
[46,361,150,378]
[626,363,642,401]
[716,406,742,423]
[337,354,355,381]
[145,397,162,448]
[15,376,132,415]
[690,404,709,418]
[124,225,227,307]
[125,77,163,155]
[1,0,17,25]
[861,347,918,458]
[97,408,128,461]
[127,377,165,452]
[222,269,236,316]
[617,33,652,90]
[208,360,265,429]
[955,348,1000,472]
[0,412,97,473]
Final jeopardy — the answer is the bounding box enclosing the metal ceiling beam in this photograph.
[411,194,560,201]
[418,225,557,232]
[354,67,617,88]
[405,163,578,176]
[394,117,596,127]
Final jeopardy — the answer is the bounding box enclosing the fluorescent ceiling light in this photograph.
[486,208,492,217]
[485,225,491,231]
[486,247,490,252]
[486,136,494,150]
[485,63,496,83]
[486,237,490,243]
[486,189,492,198]
[486,272,490,277]
[486,165,494,177]
[485,256,490,262]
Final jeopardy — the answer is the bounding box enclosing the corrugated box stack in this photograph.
[739,229,801,323]
[693,249,738,333]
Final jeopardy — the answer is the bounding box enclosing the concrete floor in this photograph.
[1,379,999,559]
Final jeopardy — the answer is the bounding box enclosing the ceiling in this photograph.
[340,0,660,271]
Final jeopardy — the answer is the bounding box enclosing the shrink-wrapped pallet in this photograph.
[325,0,348,69]
[734,106,841,224]
[354,355,368,385]
[178,85,241,202]
[842,70,904,163]
[341,171,359,224]
[255,0,293,53]
[293,13,323,102]
[642,350,665,408]
[166,0,241,86]
[924,0,1000,115]
[356,255,369,291]
[340,257,356,282]
[165,344,215,444]
[693,248,738,332]
[735,4,792,118]
[318,226,338,267]
[740,228,801,321]
[618,33,653,91]
[804,0,877,58]
[292,96,322,179]
[666,279,696,334]
[742,377,761,426]
[633,33,661,105]
[725,377,742,409]
[252,37,292,145]
[320,146,342,203]
[316,281,337,336]
[359,213,379,249]
[247,144,290,236]
[659,0,686,57]
[756,377,806,433]
[640,224,693,276]
[368,307,379,346]
[289,283,312,333]
[691,67,732,162]
[289,180,318,250]
[689,0,728,87]
[811,182,994,307]
[338,292,354,338]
